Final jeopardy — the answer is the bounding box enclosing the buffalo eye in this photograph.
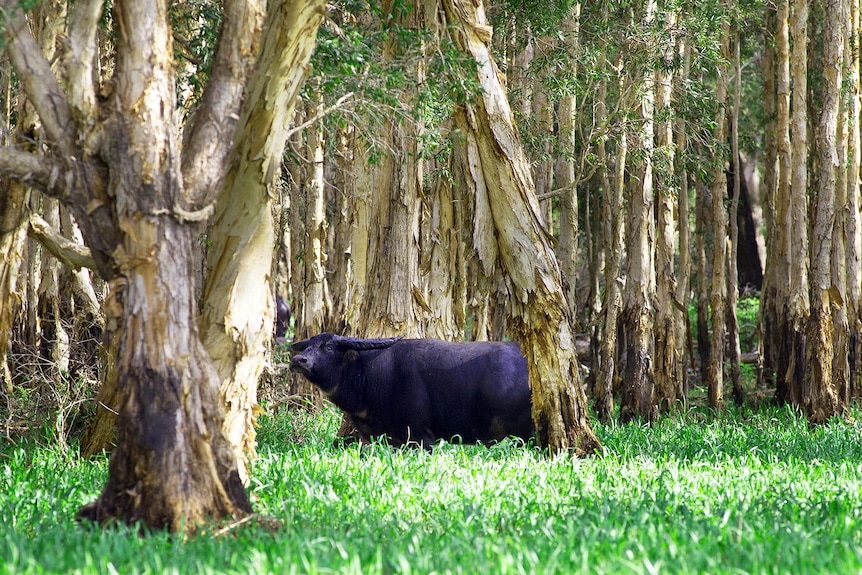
[325,344,334,352]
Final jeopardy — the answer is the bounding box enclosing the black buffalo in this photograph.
[289,333,534,447]
[275,296,291,338]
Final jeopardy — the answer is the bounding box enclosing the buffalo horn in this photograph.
[335,335,404,351]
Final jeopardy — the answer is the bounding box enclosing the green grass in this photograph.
[3,404,862,574]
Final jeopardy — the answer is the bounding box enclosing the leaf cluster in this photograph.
[300,2,482,160]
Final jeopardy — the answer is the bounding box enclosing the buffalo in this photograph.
[288,333,534,447]
[275,296,291,338]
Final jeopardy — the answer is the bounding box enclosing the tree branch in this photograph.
[28,214,96,270]
[1,1,76,153]
[0,147,63,192]
[181,0,267,207]
[285,92,355,139]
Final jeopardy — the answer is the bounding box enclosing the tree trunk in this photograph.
[804,0,844,422]
[727,23,742,405]
[595,114,626,423]
[759,4,778,391]
[297,90,332,340]
[768,0,796,404]
[557,7,580,322]
[199,0,324,484]
[357,1,426,340]
[653,8,684,413]
[0,179,29,392]
[785,0,810,407]
[1,0,325,531]
[328,124,354,334]
[443,0,599,454]
[706,17,730,411]
[77,0,251,528]
[674,30,693,401]
[342,135,372,332]
[619,0,657,423]
[422,149,462,341]
[847,0,862,400]
[695,180,711,376]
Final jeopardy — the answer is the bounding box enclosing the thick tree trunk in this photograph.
[328,124,354,334]
[200,0,325,481]
[619,0,657,423]
[784,0,810,407]
[847,0,862,400]
[653,8,683,413]
[422,151,462,341]
[1,0,325,531]
[804,0,844,422]
[342,135,372,332]
[358,2,426,339]
[77,0,252,528]
[443,0,599,454]
[81,225,251,529]
[768,0,795,404]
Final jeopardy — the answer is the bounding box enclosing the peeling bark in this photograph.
[804,0,844,422]
[1,0,325,532]
[442,0,599,454]
[620,0,657,422]
[200,0,326,483]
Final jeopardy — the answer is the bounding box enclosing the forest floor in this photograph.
[2,400,861,574]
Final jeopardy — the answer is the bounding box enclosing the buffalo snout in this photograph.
[289,354,310,374]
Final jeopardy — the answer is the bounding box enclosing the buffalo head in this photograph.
[289,333,403,392]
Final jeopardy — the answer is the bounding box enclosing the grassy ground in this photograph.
[2,403,862,574]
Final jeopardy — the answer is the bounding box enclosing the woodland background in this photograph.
[0,0,859,532]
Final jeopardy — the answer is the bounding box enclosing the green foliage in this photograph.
[4,404,862,574]
[169,0,222,115]
[689,294,760,354]
[302,2,481,165]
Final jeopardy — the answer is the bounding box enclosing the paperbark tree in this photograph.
[727,22,742,405]
[442,0,599,454]
[804,0,844,422]
[619,0,657,422]
[0,0,325,531]
[847,0,862,400]
[595,112,626,423]
[784,0,810,407]
[357,1,428,340]
[673,29,692,403]
[759,5,778,390]
[556,7,581,323]
[200,0,326,482]
[0,179,28,392]
[653,7,684,413]
[763,0,796,403]
[706,15,730,411]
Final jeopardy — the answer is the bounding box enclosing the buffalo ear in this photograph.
[343,349,360,363]
[290,339,312,352]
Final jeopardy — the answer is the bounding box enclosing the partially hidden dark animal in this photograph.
[289,333,534,447]
[275,296,291,338]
